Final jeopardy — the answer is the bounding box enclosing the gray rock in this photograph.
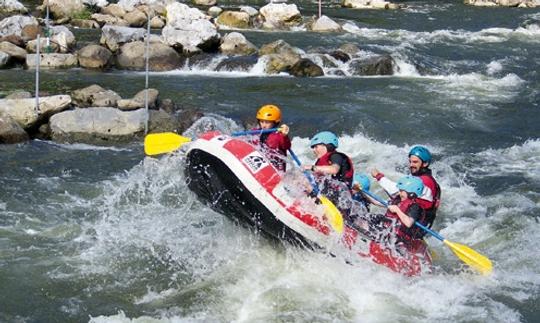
[288,58,324,77]
[220,32,257,56]
[0,41,27,61]
[0,112,29,143]
[116,41,181,71]
[5,91,31,99]
[117,88,159,110]
[349,54,394,76]
[100,25,146,52]
[0,95,71,129]
[72,84,121,107]
[26,53,78,69]
[50,107,146,144]
[78,44,112,69]
[215,54,258,72]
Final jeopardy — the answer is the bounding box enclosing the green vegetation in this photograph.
[71,8,93,20]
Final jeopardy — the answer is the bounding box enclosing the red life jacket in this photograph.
[315,151,354,187]
[385,196,427,241]
[249,129,291,171]
[416,169,441,228]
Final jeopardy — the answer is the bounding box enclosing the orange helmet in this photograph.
[256,104,281,123]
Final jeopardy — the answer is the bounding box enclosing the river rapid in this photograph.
[1,1,539,322]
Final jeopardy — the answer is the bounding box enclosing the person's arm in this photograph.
[387,204,415,228]
[371,168,399,196]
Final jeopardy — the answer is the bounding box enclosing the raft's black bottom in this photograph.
[185,149,314,248]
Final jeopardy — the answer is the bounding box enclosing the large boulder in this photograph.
[349,54,395,75]
[100,25,146,52]
[288,58,324,77]
[310,15,342,32]
[77,44,112,69]
[258,3,302,29]
[44,0,85,20]
[116,40,181,71]
[0,15,38,38]
[220,32,257,56]
[0,95,71,129]
[0,0,27,14]
[49,25,76,53]
[0,112,29,143]
[117,88,159,111]
[0,41,26,61]
[124,8,147,27]
[26,53,78,69]
[161,2,220,54]
[216,11,251,29]
[91,13,129,27]
[101,3,126,18]
[72,84,121,107]
[49,107,146,144]
[259,40,302,74]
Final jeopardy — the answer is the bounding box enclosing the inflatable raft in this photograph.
[185,131,432,276]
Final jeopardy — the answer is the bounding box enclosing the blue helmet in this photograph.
[409,146,432,164]
[353,173,371,192]
[396,175,424,197]
[310,131,339,148]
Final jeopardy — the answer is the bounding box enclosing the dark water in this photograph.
[1,1,539,322]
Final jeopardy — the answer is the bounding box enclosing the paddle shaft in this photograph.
[359,188,445,241]
[288,149,319,195]
[232,128,278,136]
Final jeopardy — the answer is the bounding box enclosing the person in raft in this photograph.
[252,104,291,171]
[359,175,431,251]
[371,145,441,231]
[303,131,355,220]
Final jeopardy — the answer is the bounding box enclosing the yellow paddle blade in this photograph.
[444,240,493,275]
[319,195,344,234]
[144,132,191,156]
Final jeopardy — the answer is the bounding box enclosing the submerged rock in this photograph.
[349,54,394,76]
[288,58,324,77]
[215,54,258,72]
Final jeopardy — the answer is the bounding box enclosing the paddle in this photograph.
[359,188,493,275]
[288,149,344,234]
[144,128,279,156]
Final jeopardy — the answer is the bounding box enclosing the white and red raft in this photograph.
[185,131,432,276]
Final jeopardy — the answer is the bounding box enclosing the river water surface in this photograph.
[1,1,539,322]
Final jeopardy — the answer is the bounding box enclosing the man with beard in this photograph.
[371,146,441,229]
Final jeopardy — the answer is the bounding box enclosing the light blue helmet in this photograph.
[353,173,370,192]
[396,175,424,197]
[409,146,432,164]
[310,131,339,148]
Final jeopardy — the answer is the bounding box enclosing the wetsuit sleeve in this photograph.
[407,203,423,222]
[378,176,399,196]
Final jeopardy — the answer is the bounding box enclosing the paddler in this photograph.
[252,104,291,171]
[371,145,441,231]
